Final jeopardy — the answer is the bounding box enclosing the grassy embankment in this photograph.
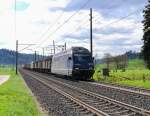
[93,59,150,89]
[0,66,41,116]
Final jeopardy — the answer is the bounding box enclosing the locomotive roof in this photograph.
[53,47,90,57]
[72,47,90,53]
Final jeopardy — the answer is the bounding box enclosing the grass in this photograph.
[93,59,150,89]
[0,67,41,116]
[127,59,146,70]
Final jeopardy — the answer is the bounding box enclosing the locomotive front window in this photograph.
[74,54,92,63]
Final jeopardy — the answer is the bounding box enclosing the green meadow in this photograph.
[0,66,41,116]
[93,59,150,89]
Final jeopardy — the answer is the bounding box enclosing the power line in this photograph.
[64,18,90,37]
[95,8,143,29]
[41,0,125,43]
[19,12,65,51]
[19,1,143,53]
[96,43,142,46]
[70,8,142,35]
[92,0,125,23]
[20,0,123,50]
[63,0,126,39]
[62,8,143,52]
[37,0,91,47]
[38,12,65,42]
[64,8,142,40]
[19,44,37,52]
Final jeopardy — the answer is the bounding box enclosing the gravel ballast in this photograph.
[32,71,150,111]
[20,70,89,116]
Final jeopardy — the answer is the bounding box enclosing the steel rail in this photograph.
[25,70,150,116]
[88,82,150,96]
[23,70,108,116]
[29,69,150,96]
[90,81,150,93]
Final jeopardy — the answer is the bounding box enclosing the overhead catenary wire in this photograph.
[37,0,91,47]
[64,8,143,40]
[25,8,143,54]
[95,8,143,29]
[81,8,143,34]
[18,0,124,51]
[18,1,144,54]
[18,12,65,51]
[63,0,128,38]
[19,44,37,52]
[62,8,144,51]
[37,12,65,42]
[63,18,90,38]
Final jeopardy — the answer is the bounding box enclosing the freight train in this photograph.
[23,47,94,80]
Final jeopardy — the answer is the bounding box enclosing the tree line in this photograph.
[142,0,150,69]
[0,49,42,65]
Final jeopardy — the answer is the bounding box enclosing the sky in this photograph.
[0,0,148,58]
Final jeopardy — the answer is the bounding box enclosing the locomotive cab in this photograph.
[72,48,94,80]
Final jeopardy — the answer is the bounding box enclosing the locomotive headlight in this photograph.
[75,67,79,70]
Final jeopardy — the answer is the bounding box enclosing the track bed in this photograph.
[20,69,150,116]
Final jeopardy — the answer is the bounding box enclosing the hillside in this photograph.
[0,49,42,65]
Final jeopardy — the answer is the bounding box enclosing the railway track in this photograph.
[24,70,150,110]
[89,82,150,95]
[21,69,150,116]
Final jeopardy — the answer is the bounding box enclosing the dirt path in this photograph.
[0,75,9,85]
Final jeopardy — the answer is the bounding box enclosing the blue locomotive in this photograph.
[23,47,94,80]
[51,47,94,79]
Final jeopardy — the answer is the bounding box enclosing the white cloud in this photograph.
[0,0,145,58]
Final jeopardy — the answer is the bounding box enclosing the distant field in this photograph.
[0,67,41,116]
[127,59,146,70]
[93,59,150,88]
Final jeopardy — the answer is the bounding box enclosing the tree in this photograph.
[142,0,150,69]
